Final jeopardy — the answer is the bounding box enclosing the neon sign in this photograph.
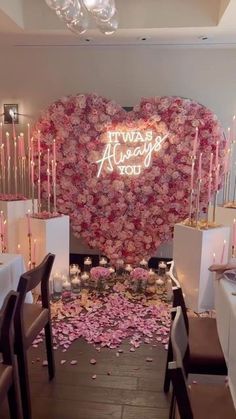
[96,129,168,177]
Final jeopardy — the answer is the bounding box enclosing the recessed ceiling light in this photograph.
[85,38,92,42]
[137,36,151,42]
[199,36,208,41]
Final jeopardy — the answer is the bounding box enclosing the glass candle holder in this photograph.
[53,272,63,299]
[62,275,71,292]
[71,275,81,294]
[70,264,80,276]
[139,258,148,269]
[81,271,90,289]
[158,261,167,276]
[84,257,92,272]
[99,257,108,267]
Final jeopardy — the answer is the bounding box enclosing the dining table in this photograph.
[215,276,236,409]
[0,253,33,308]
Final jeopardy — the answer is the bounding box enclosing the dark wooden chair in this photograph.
[15,253,55,419]
[164,285,227,393]
[168,306,236,419]
[0,291,22,419]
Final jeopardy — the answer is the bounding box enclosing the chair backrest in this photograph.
[0,291,18,364]
[15,253,55,338]
[168,306,193,419]
[172,286,189,334]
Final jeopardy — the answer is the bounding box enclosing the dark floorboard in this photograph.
[1,339,170,419]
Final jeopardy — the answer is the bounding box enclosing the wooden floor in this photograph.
[1,339,170,419]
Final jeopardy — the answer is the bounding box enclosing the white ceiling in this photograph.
[0,0,236,46]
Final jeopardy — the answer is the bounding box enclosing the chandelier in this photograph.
[45,0,119,35]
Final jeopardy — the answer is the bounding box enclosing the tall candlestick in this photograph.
[14,135,17,195]
[192,127,198,157]
[37,131,41,212]
[0,122,2,147]
[47,148,51,213]
[215,141,219,169]
[27,124,31,196]
[215,163,220,191]
[26,210,31,236]
[198,152,202,180]
[233,219,236,257]
[220,240,226,264]
[32,239,36,267]
[208,153,213,203]
[1,145,5,194]
[5,132,10,161]
[31,137,35,213]
[195,179,202,228]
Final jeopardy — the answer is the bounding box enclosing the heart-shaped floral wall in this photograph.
[34,94,226,263]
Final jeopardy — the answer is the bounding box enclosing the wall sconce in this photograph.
[3,104,19,124]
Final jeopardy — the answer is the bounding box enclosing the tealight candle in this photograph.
[81,272,89,280]
[70,264,80,275]
[156,278,164,285]
[99,257,107,266]
[109,267,115,274]
[62,276,71,291]
[125,264,133,272]
[140,258,148,266]
[71,276,81,285]
[84,257,92,265]
[149,269,155,276]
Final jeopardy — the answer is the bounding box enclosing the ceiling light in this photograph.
[45,0,119,36]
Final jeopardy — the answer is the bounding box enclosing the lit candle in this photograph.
[192,127,198,158]
[149,269,155,276]
[0,122,2,147]
[81,272,89,281]
[99,257,107,266]
[208,153,213,203]
[213,252,216,264]
[47,148,51,212]
[140,258,148,267]
[70,264,80,275]
[17,244,21,253]
[84,257,92,266]
[198,152,202,180]
[215,164,220,191]
[32,239,36,264]
[233,219,236,251]
[220,240,226,264]
[190,158,195,190]
[109,267,115,274]
[62,276,71,291]
[53,272,62,293]
[37,131,41,212]
[3,220,7,251]
[1,145,6,194]
[26,210,31,236]
[125,264,133,272]
[0,211,4,235]
[5,132,10,161]
[215,141,219,169]
[71,275,81,286]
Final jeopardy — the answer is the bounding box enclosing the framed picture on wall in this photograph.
[3,104,19,124]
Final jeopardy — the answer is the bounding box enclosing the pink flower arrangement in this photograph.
[32,211,62,219]
[0,194,27,201]
[130,268,149,281]
[90,266,110,281]
[33,93,226,263]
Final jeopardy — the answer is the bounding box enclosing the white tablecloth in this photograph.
[215,278,236,408]
[0,253,33,308]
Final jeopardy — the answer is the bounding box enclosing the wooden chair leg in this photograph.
[17,347,31,419]
[7,382,22,419]
[44,321,55,380]
[163,342,173,393]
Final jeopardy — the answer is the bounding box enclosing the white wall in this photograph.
[1,45,236,255]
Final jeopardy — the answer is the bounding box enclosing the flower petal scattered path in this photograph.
[33,291,171,352]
